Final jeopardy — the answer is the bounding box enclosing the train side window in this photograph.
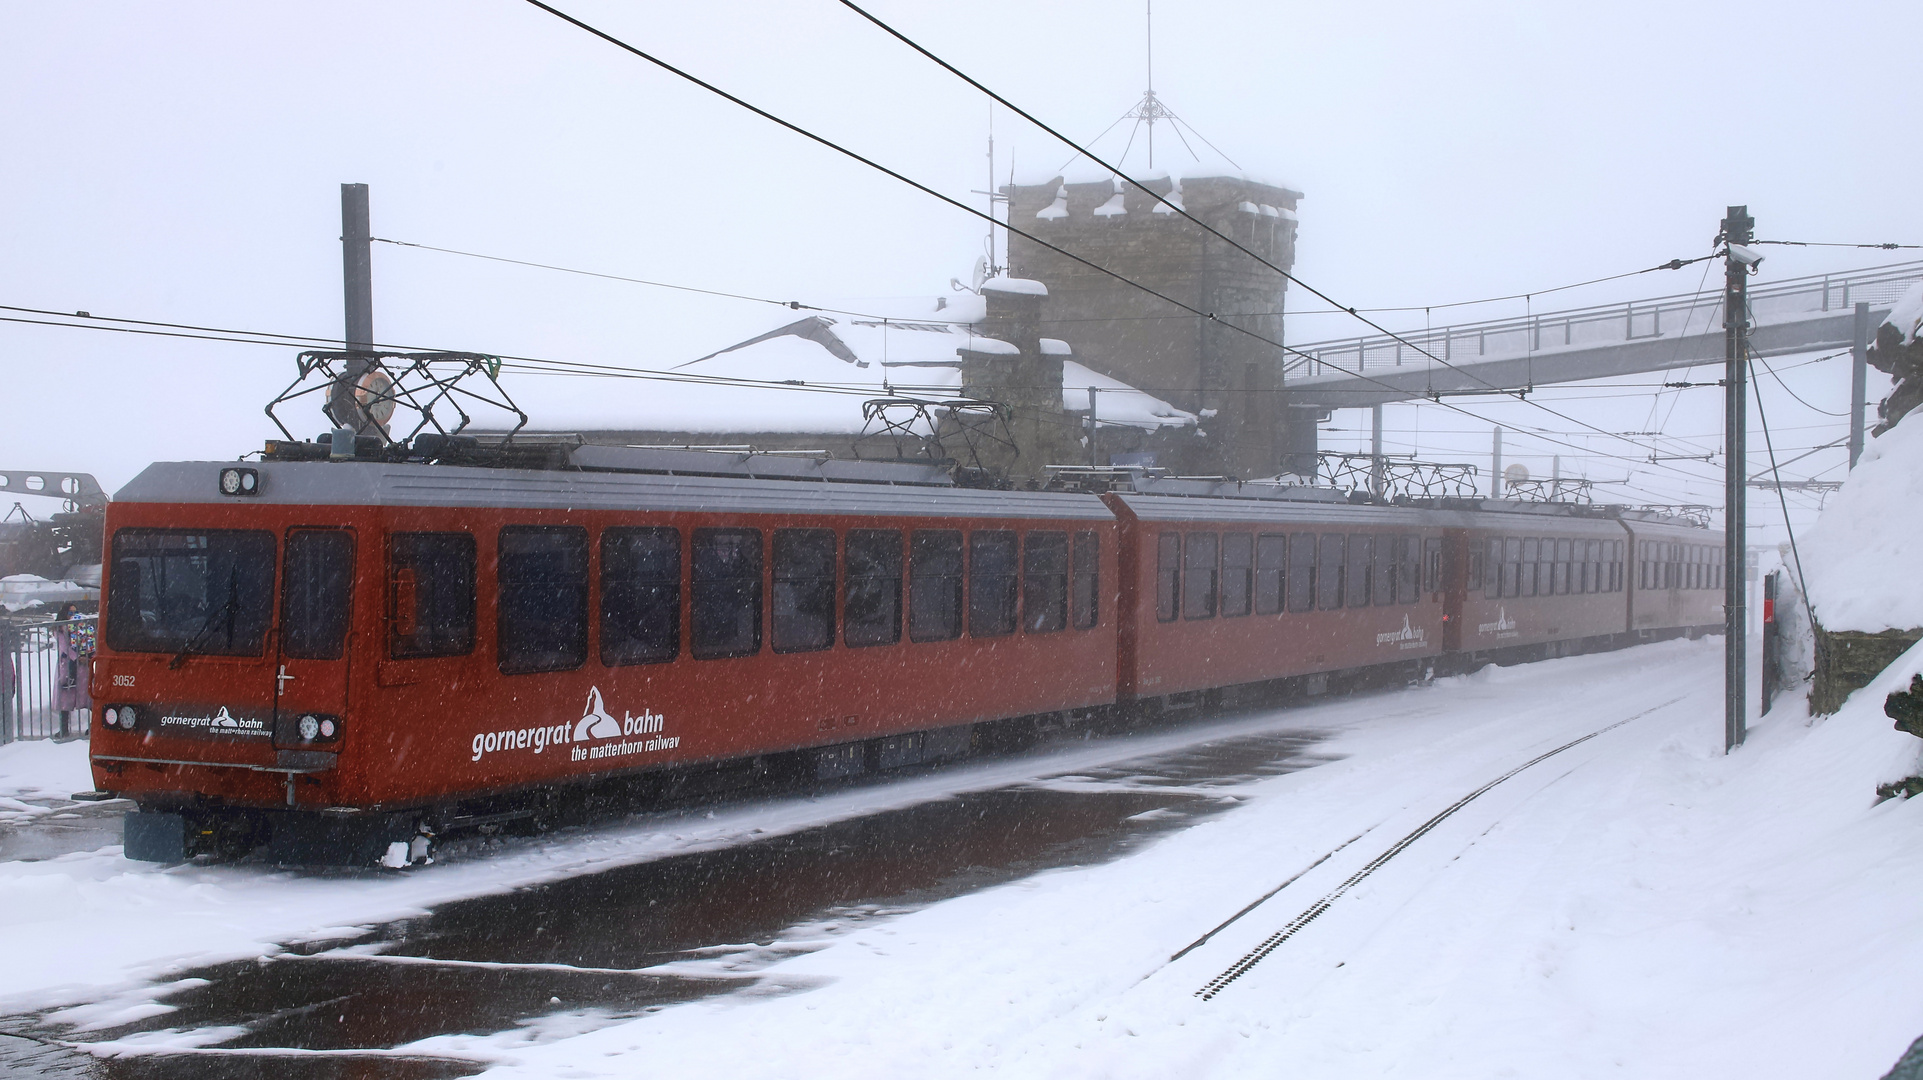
[1401,536,1422,604]
[1346,534,1373,608]
[845,529,903,647]
[1384,530,1399,607]
[389,531,476,660]
[107,528,277,657]
[1156,533,1181,622]
[497,526,589,675]
[1615,540,1625,591]
[1521,538,1540,597]
[1484,539,1502,599]
[773,528,836,653]
[1182,532,1219,620]
[1255,534,1286,615]
[1071,531,1099,629]
[1554,539,1572,595]
[1287,532,1317,613]
[1023,531,1069,633]
[1316,533,1345,611]
[1423,538,1444,595]
[1221,533,1253,617]
[1503,537,1521,598]
[691,527,762,660]
[601,527,679,666]
[282,530,354,661]
[1467,544,1484,594]
[909,530,964,642]
[969,530,1019,637]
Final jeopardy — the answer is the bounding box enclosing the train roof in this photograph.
[113,460,1116,521]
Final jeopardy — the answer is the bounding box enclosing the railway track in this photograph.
[1183,694,1685,1000]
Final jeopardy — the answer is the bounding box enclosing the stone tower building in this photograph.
[1003,172,1302,477]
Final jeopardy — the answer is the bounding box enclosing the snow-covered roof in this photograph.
[500,304,1197,435]
[981,276,1047,297]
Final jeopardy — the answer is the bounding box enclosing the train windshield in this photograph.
[106,528,276,656]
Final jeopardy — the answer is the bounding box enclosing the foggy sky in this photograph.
[2,0,1916,543]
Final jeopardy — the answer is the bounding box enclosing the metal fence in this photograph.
[1,615,94,744]
[1288,259,1923,379]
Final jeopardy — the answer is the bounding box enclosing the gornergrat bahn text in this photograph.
[84,440,1722,866]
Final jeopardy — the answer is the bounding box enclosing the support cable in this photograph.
[1749,349,1816,616]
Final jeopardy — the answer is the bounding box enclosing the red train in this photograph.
[83,441,1722,865]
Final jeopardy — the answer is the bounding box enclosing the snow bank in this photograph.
[1799,410,1923,632]
[1887,281,1923,347]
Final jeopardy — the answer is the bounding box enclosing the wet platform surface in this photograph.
[1,726,1334,1079]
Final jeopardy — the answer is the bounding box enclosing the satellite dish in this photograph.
[971,256,988,292]
[1503,463,1530,484]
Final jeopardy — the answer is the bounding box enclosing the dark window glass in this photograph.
[107,528,275,657]
[1156,533,1181,622]
[1374,536,1398,606]
[388,532,476,659]
[1400,536,1421,605]
[845,529,903,647]
[692,528,762,659]
[1255,534,1286,615]
[1071,531,1099,630]
[1467,546,1484,594]
[1182,533,1219,620]
[282,530,354,661]
[1221,533,1253,617]
[1423,538,1444,595]
[601,527,679,666]
[1023,531,1069,633]
[969,531,1019,637]
[1584,540,1600,594]
[1345,534,1371,608]
[1287,532,1317,613]
[1485,539,1503,599]
[1316,533,1345,611]
[773,529,836,653]
[497,526,589,675]
[909,530,964,642]
[1522,538,1540,597]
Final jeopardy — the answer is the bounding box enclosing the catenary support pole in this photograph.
[1370,404,1384,498]
[1722,205,1753,753]
[1851,301,1870,468]
[328,183,375,437]
[1490,426,1503,499]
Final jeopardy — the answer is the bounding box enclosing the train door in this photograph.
[1440,531,1466,652]
[271,528,356,758]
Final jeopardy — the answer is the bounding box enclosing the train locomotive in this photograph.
[82,438,1722,865]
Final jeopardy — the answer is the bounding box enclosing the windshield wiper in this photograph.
[169,573,240,669]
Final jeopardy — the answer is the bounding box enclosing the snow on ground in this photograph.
[0,703,1358,1017]
[425,640,1923,1080]
[1802,412,1923,633]
[0,738,93,822]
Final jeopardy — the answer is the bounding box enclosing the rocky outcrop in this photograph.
[1870,282,1923,433]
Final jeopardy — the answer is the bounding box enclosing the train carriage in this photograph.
[1105,487,1453,699]
[90,449,1119,862]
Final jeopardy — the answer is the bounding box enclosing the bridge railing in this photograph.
[1287,259,1923,381]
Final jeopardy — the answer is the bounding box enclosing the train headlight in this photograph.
[217,467,261,497]
[298,714,320,741]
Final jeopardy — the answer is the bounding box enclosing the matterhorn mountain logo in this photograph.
[212,706,239,729]
[1376,615,1426,648]
[1477,607,1519,636]
[574,686,624,741]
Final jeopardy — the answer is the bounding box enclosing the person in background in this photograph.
[53,602,94,739]
[0,618,18,739]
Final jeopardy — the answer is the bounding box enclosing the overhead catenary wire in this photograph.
[516,0,1728,492]
[1749,348,1815,614]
